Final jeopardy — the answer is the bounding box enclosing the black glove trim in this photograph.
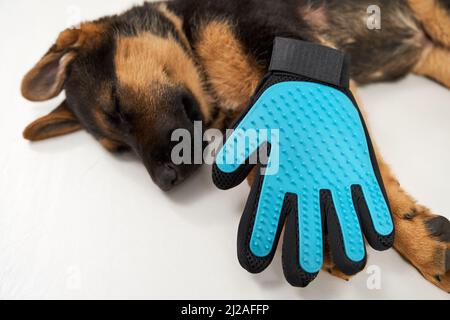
[269,37,350,88]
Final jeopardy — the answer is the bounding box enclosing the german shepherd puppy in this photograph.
[21,0,450,292]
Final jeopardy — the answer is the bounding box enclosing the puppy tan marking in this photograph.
[115,33,211,120]
[408,0,450,47]
[195,21,264,112]
[414,47,450,88]
[157,3,192,51]
[55,22,105,51]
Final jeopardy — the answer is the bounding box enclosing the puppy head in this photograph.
[22,6,210,191]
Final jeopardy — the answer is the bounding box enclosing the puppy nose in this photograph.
[155,163,178,191]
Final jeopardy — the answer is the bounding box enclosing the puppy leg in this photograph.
[409,0,450,48]
[384,174,450,293]
[351,82,450,292]
[414,46,450,89]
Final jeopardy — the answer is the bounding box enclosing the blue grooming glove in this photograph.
[212,38,394,287]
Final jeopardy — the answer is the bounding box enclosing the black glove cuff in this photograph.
[269,37,350,88]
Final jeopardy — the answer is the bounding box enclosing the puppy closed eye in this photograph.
[181,92,203,122]
[105,87,129,127]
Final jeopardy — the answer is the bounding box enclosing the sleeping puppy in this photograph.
[21,0,450,292]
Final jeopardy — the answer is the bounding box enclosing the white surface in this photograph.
[1,0,450,300]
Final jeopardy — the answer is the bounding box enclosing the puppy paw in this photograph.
[420,215,450,293]
[395,205,450,293]
[422,269,450,293]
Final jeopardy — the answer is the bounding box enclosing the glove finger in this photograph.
[282,192,322,287]
[322,190,367,276]
[351,185,394,251]
[213,137,270,190]
[237,168,286,273]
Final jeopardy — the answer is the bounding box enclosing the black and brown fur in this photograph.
[21,0,450,292]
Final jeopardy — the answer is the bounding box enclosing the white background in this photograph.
[1,0,450,300]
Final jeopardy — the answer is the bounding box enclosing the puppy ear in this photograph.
[21,50,77,102]
[23,100,81,141]
[21,24,104,102]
